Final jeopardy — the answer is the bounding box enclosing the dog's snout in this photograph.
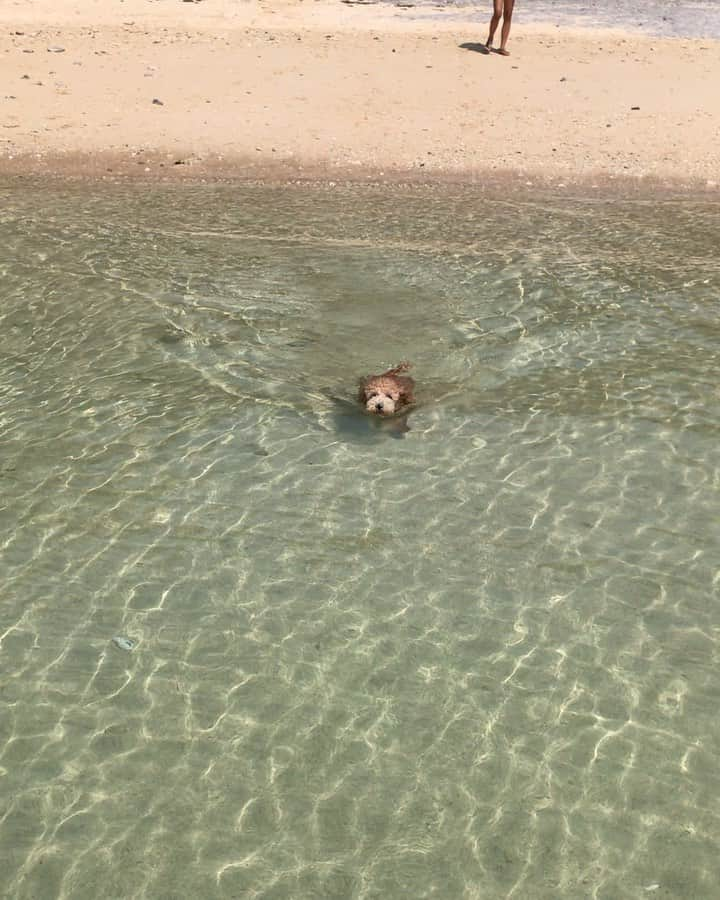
[375,402,383,412]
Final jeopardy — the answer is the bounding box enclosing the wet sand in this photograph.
[1,0,719,190]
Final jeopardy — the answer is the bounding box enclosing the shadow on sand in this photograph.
[459,42,491,55]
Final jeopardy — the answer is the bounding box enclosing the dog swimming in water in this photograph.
[358,362,415,416]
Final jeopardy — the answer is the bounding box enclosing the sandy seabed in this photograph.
[1,0,719,192]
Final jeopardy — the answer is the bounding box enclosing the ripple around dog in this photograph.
[1,182,719,899]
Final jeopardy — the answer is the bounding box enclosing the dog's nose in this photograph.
[375,402,383,412]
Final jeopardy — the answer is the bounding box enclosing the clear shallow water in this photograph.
[380,0,720,39]
[1,180,720,899]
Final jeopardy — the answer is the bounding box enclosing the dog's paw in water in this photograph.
[358,362,415,416]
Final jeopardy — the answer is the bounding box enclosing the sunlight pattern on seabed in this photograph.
[1,181,719,899]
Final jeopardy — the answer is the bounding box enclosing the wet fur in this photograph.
[358,362,415,416]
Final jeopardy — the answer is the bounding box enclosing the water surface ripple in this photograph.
[388,0,720,39]
[1,183,719,899]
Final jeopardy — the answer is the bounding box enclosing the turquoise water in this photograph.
[1,181,720,899]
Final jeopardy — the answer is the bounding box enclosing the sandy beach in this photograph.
[1,0,719,189]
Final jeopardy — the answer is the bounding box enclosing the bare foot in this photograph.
[496,48,510,56]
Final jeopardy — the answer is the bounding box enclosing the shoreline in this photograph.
[2,1,719,192]
[2,150,719,202]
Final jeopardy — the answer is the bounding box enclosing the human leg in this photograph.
[485,0,503,48]
[498,0,515,54]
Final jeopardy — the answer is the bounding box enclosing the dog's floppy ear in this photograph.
[396,377,415,404]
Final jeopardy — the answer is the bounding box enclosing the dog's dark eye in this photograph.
[385,394,393,400]
[368,392,378,399]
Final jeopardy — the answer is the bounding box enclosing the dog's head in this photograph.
[363,381,401,416]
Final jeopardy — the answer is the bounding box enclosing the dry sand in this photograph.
[1,0,719,189]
